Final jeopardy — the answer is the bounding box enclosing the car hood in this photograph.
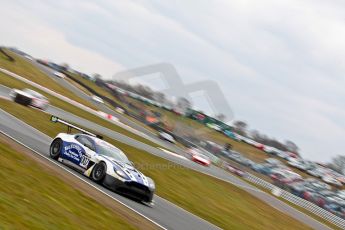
[105,156,149,186]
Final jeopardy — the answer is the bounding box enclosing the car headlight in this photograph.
[113,167,129,179]
[148,178,155,189]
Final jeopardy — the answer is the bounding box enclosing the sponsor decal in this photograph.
[63,143,84,162]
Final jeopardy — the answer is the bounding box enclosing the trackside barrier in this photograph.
[245,173,345,229]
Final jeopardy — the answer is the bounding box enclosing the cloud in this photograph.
[1,0,345,162]
[0,0,123,77]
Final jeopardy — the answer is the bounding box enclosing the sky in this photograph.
[1,0,345,162]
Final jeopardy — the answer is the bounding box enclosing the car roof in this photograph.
[77,134,121,151]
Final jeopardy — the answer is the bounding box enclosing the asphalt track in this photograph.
[0,78,331,229]
[0,108,222,230]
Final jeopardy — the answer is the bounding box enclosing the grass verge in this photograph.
[0,137,141,230]
[0,98,313,230]
[0,49,96,110]
[0,72,160,148]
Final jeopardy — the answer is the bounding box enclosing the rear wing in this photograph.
[50,115,103,139]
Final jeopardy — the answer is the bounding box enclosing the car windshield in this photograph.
[96,141,131,164]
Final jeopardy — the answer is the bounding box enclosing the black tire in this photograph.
[50,138,62,160]
[91,162,107,183]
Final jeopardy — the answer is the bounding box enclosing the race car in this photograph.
[49,116,155,204]
[226,164,245,177]
[158,130,176,144]
[191,152,211,166]
[187,147,211,166]
[9,88,49,110]
[53,71,66,79]
[91,95,104,104]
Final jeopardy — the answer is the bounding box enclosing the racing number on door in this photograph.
[80,155,90,167]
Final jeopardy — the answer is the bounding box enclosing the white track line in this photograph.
[0,82,327,228]
[0,108,224,229]
[0,130,168,230]
[157,147,188,160]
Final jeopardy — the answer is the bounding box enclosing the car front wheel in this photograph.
[92,162,107,183]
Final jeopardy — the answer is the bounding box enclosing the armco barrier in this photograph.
[245,173,345,229]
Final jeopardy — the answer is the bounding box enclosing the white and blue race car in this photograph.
[49,116,155,204]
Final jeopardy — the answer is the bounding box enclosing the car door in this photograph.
[75,135,95,169]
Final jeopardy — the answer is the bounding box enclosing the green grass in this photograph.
[66,71,137,115]
[39,71,340,228]
[224,160,343,230]
[67,72,116,101]
[0,99,312,230]
[0,72,160,148]
[0,139,137,230]
[0,50,97,110]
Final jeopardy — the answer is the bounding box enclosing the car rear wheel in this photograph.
[50,138,62,160]
[92,162,107,183]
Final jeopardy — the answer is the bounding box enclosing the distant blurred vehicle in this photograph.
[251,163,267,173]
[325,195,345,207]
[243,138,264,150]
[286,152,298,158]
[333,172,345,184]
[271,170,303,187]
[306,167,325,178]
[307,192,327,208]
[265,158,282,166]
[206,123,222,132]
[287,157,300,167]
[252,163,276,175]
[288,181,309,197]
[223,130,238,140]
[337,190,345,200]
[115,107,125,114]
[53,71,66,79]
[324,203,345,217]
[287,158,313,171]
[91,95,104,104]
[253,142,264,150]
[263,146,279,155]
[191,152,211,166]
[10,88,49,110]
[304,178,331,191]
[269,164,292,175]
[227,164,245,177]
[204,141,223,154]
[238,158,255,167]
[158,130,176,144]
[322,175,342,187]
[276,150,290,160]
